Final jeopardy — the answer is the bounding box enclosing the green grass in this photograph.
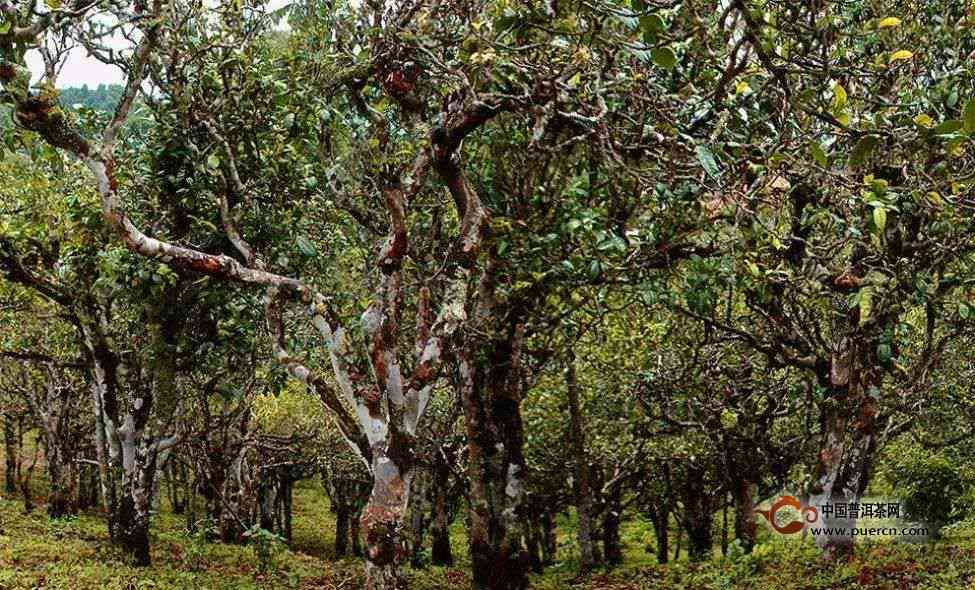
[5,475,975,589]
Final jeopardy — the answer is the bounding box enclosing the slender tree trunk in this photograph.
[84,319,120,541]
[116,492,151,566]
[682,467,714,562]
[647,504,669,564]
[167,461,186,515]
[429,454,454,566]
[21,456,36,514]
[352,511,363,558]
[524,502,543,574]
[325,477,370,559]
[78,463,100,510]
[3,413,16,495]
[187,474,199,534]
[566,357,597,572]
[77,464,91,510]
[673,518,682,561]
[409,473,429,569]
[540,506,557,566]
[45,442,76,518]
[721,495,728,557]
[336,506,351,556]
[602,486,623,568]
[258,471,276,532]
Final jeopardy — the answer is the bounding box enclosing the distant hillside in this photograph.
[58,84,123,113]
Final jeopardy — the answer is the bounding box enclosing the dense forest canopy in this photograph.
[1,1,975,589]
[57,84,123,112]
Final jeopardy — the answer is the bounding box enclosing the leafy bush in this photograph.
[880,443,970,536]
[243,524,288,578]
[184,517,218,571]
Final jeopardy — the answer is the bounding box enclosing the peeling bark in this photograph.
[808,327,881,560]
[460,328,531,590]
[361,447,412,590]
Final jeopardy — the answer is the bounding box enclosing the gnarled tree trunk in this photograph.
[808,331,880,560]
[361,443,413,590]
[460,323,530,590]
[731,479,757,553]
[681,464,715,562]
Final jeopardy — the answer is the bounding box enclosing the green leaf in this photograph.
[888,49,913,64]
[858,287,873,326]
[206,153,221,170]
[963,98,975,134]
[914,113,935,128]
[720,409,738,430]
[810,141,828,167]
[849,136,878,168]
[933,119,963,135]
[589,260,602,278]
[832,84,847,111]
[877,343,893,363]
[873,206,887,235]
[651,47,678,69]
[947,89,959,108]
[696,145,720,178]
[640,14,666,36]
[296,236,317,257]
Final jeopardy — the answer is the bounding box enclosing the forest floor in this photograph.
[2,480,975,589]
